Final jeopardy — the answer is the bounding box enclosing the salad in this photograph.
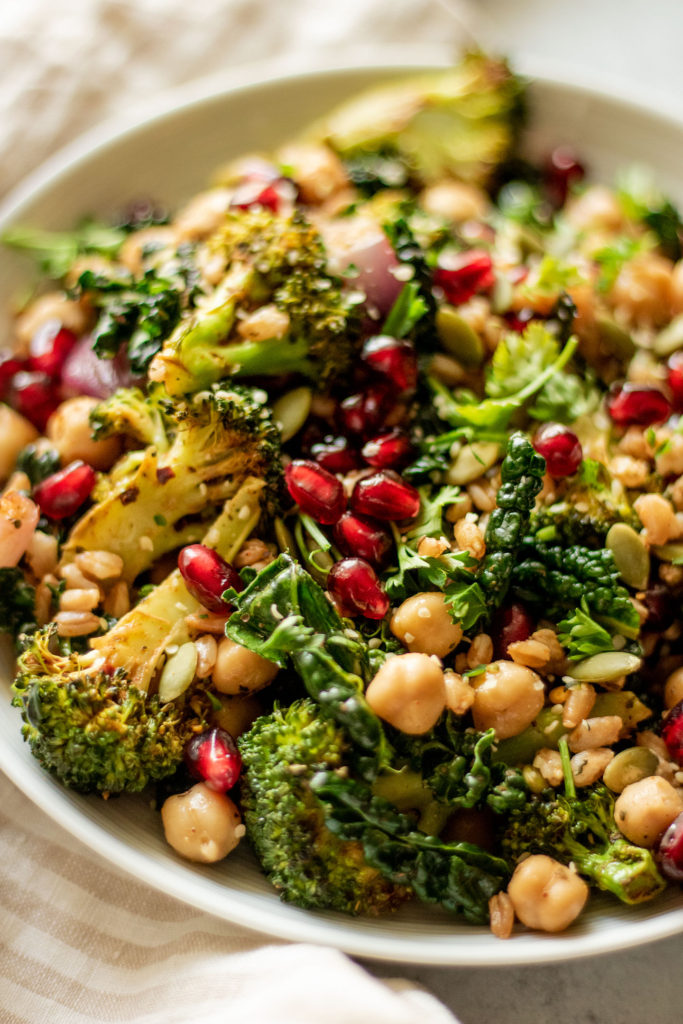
[2,52,683,940]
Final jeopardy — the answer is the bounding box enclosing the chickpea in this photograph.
[211,637,278,695]
[365,652,446,735]
[161,783,244,863]
[47,397,122,470]
[390,592,463,659]
[0,405,38,485]
[507,855,588,933]
[614,776,683,847]
[173,188,232,241]
[277,143,348,204]
[15,291,91,345]
[664,667,683,709]
[419,180,490,223]
[213,693,263,738]
[610,253,674,327]
[471,660,545,740]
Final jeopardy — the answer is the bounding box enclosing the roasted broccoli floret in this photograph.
[313,52,524,188]
[11,625,213,794]
[148,209,361,396]
[62,383,282,583]
[11,483,265,791]
[238,699,409,915]
[0,567,36,639]
[501,783,666,905]
[530,460,640,547]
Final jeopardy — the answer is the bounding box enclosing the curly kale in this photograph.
[0,568,36,639]
[512,540,641,638]
[389,718,527,816]
[15,444,61,487]
[11,626,212,794]
[444,433,546,631]
[501,782,665,905]
[312,771,510,924]
[238,699,410,915]
[78,267,184,374]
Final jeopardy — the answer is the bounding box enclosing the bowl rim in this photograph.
[2,46,683,966]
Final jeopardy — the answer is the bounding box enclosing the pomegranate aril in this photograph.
[339,385,390,437]
[28,321,77,377]
[33,460,96,520]
[667,351,683,412]
[230,177,296,213]
[533,423,582,478]
[661,699,683,766]
[0,350,26,397]
[495,602,533,658]
[285,459,346,524]
[328,557,389,620]
[606,382,671,427]
[544,146,585,207]
[361,336,418,392]
[504,308,535,333]
[362,429,413,469]
[311,435,360,474]
[178,544,244,613]
[333,512,392,565]
[657,812,683,882]
[184,727,242,793]
[9,370,61,431]
[433,249,495,306]
[351,470,420,521]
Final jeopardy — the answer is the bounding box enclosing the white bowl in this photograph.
[2,51,683,966]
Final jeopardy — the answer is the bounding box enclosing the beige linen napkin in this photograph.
[0,773,458,1024]
[0,1,473,1020]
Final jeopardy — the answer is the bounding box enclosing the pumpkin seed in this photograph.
[274,516,296,555]
[568,651,642,684]
[446,441,500,485]
[606,523,650,589]
[272,386,312,442]
[595,315,636,360]
[436,306,484,366]
[603,746,658,793]
[158,642,198,702]
[654,313,683,357]
[652,542,683,564]
[592,690,652,730]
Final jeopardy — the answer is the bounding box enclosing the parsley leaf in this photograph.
[2,219,128,280]
[382,280,428,338]
[557,599,614,660]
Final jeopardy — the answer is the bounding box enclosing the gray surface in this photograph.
[365,933,683,1022]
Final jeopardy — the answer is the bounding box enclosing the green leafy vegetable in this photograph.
[78,268,183,374]
[0,568,37,639]
[428,327,578,435]
[311,771,510,924]
[382,280,428,339]
[513,541,641,639]
[557,599,615,660]
[2,219,127,279]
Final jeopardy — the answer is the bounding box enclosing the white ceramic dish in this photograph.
[2,50,683,966]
